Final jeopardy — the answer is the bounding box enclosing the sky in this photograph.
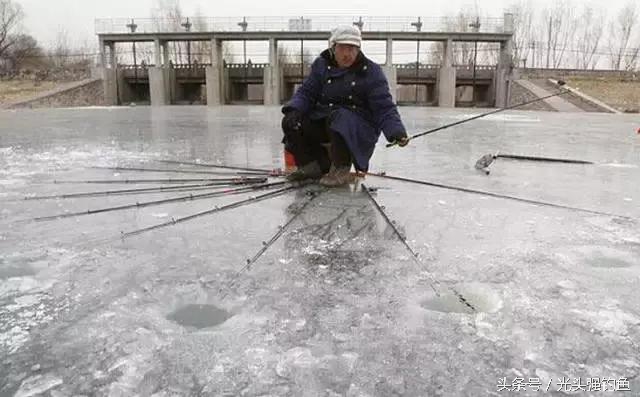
[16,0,633,48]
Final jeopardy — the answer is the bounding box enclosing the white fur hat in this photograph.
[329,25,362,48]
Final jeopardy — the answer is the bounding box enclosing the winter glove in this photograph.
[281,110,302,134]
[393,133,410,147]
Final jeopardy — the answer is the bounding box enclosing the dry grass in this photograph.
[566,77,640,113]
[0,80,59,105]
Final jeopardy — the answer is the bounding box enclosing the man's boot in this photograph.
[286,161,323,181]
[319,165,356,187]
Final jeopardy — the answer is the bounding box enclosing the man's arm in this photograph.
[366,64,407,143]
[282,58,324,115]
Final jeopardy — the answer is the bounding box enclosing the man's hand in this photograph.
[385,133,410,148]
[282,110,302,134]
[395,135,410,147]
[397,136,410,147]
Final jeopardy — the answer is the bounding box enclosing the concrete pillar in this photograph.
[385,38,393,66]
[264,38,281,105]
[152,41,175,105]
[149,67,168,106]
[101,67,118,105]
[438,39,456,107]
[154,39,162,67]
[99,39,106,68]
[162,42,170,67]
[150,40,169,105]
[381,38,397,103]
[97,42,118,106]
[494,39,513,108]
[107,42,116,68]
[206,38,224,106]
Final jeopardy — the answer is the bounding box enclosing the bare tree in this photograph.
[427,6,502,66]
[432,8,478,65]
[508,0,535,66]
[626,35,640,71]
[152,0,186,63]
[73,38,98,69]
[540,0,578,68]
[478,43,500,65]
[151,0,180,32]
[607,1,638,70]
[191,6,209,63]
[428,42,443,65]
[448,9,475,65]
[222,42,233,63]
[575,6,604,69]
[49,29,71,68]
[277,46,295,64]
[3,33,42,70]
[0,0,23,60]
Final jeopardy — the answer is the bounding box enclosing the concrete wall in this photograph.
[396,85,435,104]
[7,79,105,109]
[166,68,176,104]
[517,68,639,80]
[116,71,134,104]
[509,80,554,111]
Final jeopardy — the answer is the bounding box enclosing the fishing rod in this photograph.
[387,81,569,147]
[52,177,266,184]
[121,185,300,239]
[31,181,287,222]
[219,189,322,300]
[362,183,477,313]
[23,180,267,201]
[474,151,594,173]
[492,153,593,164]
[366,172,632,220]
[90,166,269,176]
[157,159,284,176]
[476,153,638,170]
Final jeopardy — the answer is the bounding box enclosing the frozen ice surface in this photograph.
[1,106,639,395]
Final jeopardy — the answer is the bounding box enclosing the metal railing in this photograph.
[226,63,269,69]
[394,63,441,69]
[171,63,209,69]
[96,16,510,35]
[116,62,499,70]
[454,65,497,70]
